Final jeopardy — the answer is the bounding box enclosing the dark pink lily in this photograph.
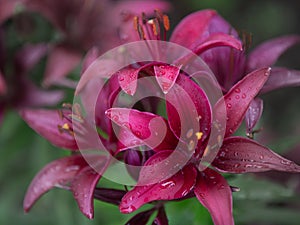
[22,0,170,87]
[169,9,300,134]
[105,67,300,225]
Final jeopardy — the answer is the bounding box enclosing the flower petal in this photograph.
[93,188,127,205]
[194,168,234,225]
[0,0,21,24]
[154,64,180,94]
[247,35,300,72]
[23,155,89,212]
[214,67,271,137]
[81,46,100,74]
[212,137,300,173]
[245,98,263,134]
[117,67,139,95]
[71,163,106,219]
[43,45,81,87]
[120,162,197,213]
[20,109,78,150]
[106,108,177,151]
[166,73,211,147]
[261,67,300,93]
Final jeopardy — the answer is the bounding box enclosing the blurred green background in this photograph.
[1,0,300,225]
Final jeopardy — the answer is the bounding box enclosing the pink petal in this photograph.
[166,73,211,147]
[23,155,89,212]
[0,0,22,24]
[193,33,243,55]
[106,108,177,151]
[261,67,300,93]
[194,168,234,225]
[170,10,218,49]
[43,45,82,87]
[214,67,271,137]
[117,67,139,95]
[154,64,181,94]
[20,109,78,150]
[213,137,300,173]
[0,71,6,95]
[120,162,197,213]
[15,43,48,72]
[81,46,100,74]
[71,158,107,219]
[247,35,300,72]
[245,98,263,134]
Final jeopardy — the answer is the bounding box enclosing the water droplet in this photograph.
[227,103,232,108]
[234,152,239,157]
[259,155,264,160]
[235,95,240,99]
[186,128,194,138]
[280,160,291,165]
[218,184,225,190]
[112,115,119,122]
[134,130,142,137]
[234,163,241,168]
[119,76,124,81]
[65,165,80,172]
[242,93,247,99]
[234,88,241,93]
[161,180,176,188]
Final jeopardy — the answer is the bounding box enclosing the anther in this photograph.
[195,132,203,140]
[162,15,170,31]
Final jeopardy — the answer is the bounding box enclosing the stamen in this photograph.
[133,16,139,31]
[62,123,70,130]
[195,132,203,140]
[162,15,170,31]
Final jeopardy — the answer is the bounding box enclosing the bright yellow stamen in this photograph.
[62,123,70,130]
[195,132,203,140]
[162,15,170,31]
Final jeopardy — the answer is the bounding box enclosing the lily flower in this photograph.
[106,67,300,225]
[22,0,170,87]
[169,9,300,134]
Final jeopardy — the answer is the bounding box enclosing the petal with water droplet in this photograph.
[119,161,197,213]
[194,168,234,225]
[213,137,300,173]
[154,64,180,94]
[214,67,271,137]
[245,98,263,134]
[118,67,139,95]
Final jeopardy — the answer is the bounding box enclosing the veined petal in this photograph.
[23,155,89,212]
[247,35,300,72]
[117,67,139,95]
[214,67,271,137]
[194,168,234,225]
[20,109,78,150]
[245,98,263,134]
[106,108,177,151]
[120,162,197,213]
[43,45,81,87]
[166,73,211,146]
[212,137,300,173]
[261,67,300,93]
[71,159,107,219]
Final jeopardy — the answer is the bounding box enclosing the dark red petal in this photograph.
[106,108,177,151]
[118,67,139,95]
[124,208,155,225]
[43,45,81,87]
[71,163,106,219]
[194,168,234,225]
[214,67,271,137]
[93,188,126,205]
[261,67,300,94]
[120,161,197,213]
[170,10,217,49]
[23,155,89,212]
[245,98,263,134]
[247,35,300,72]
[166,74,211,146]
[154,64,180,94]
[212,137,300,173]
[0,71,6,95]
[20,109,78,150]
[153,207,169,225]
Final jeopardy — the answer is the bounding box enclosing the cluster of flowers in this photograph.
[1,1,300,225]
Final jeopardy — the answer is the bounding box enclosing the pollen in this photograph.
[162,15,170,31]
[62,123,70,130]
[133,16,139,31]
[203,146,210,157]
[195,132,203,140]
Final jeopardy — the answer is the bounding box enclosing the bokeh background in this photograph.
[1,0,300,225]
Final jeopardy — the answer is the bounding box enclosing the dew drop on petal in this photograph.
[227,103,232,108]
[234,88,241,93]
